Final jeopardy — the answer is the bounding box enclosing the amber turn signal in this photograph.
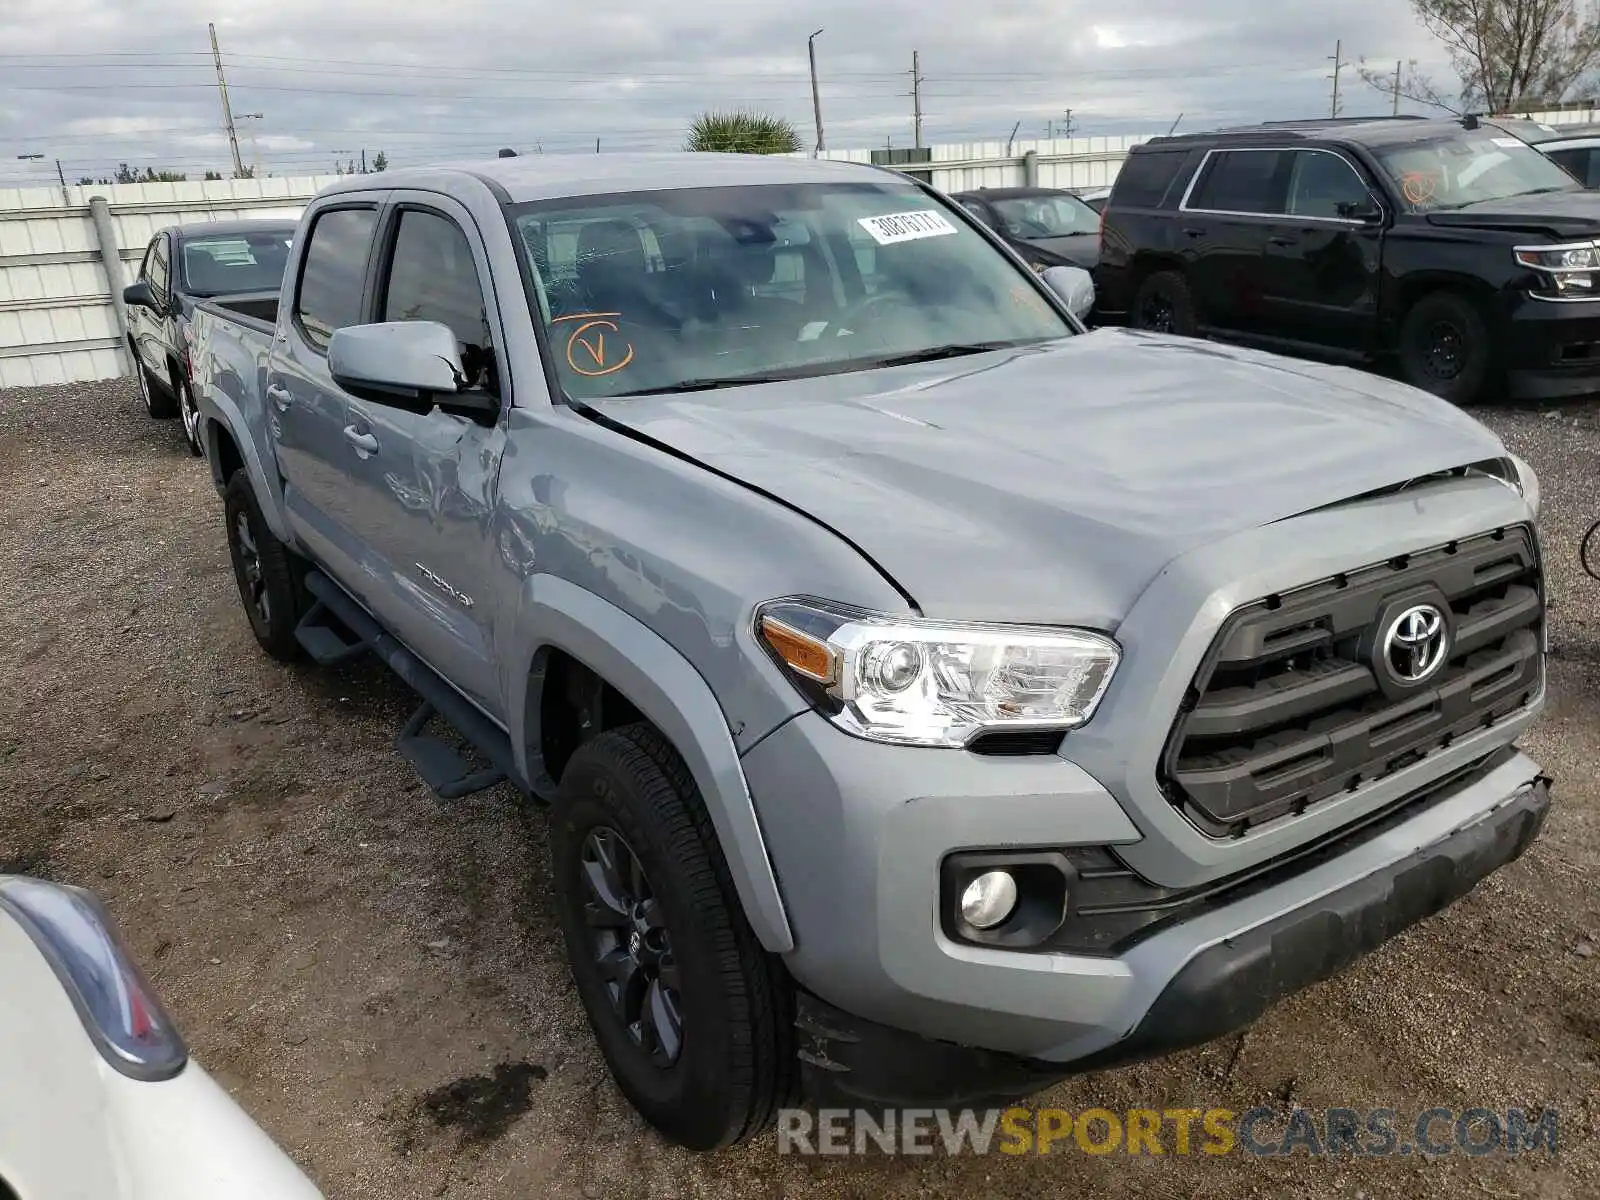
[758,615,838,684]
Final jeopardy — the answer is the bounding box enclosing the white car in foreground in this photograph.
[0,875,324,1200]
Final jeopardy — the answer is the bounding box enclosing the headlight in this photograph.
[1508,452,1540,516]
[755,597,1120,748]
[1515,240,1600,297]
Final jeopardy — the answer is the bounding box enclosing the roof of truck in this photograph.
[165,217,299,240]
[1141,116,1500,150]
[314,152,903,204]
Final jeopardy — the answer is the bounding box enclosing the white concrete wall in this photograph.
[0,175,336,388]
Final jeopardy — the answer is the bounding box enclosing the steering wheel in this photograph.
[829,288,907,334]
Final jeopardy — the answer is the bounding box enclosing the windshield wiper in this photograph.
[609,372,815,397]
[859,341,1032,368]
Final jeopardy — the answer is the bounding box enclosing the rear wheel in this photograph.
[223,469,306,661]
[1129,270,1198,336]
[551,723,796,1150]
[1397,291,1492,405]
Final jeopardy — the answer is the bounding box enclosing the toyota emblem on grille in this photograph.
[1382,603,1448,684]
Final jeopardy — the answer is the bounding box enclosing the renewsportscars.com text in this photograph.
[776,1106,1560,1158]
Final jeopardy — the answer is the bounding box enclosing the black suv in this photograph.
[1095,116,1600,404]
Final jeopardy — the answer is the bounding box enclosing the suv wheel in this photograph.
[1130,270,1198,336]
[1398,292,1491,405]
[551,723,796,1150]
[177,373,204,458]
[223,469,306,661]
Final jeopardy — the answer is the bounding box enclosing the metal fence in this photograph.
[0,175,336,388]
[0,134,1156,387]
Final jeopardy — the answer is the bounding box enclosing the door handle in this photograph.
[266,383,293,411]
[343,425,379,455]
[1268,235,1297,247]
[1182,226,1207,238]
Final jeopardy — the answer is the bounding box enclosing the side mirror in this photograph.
[1039,265,1096,322]
[328,321,494,416]
[1336,192,1386,223]
[122,280,159,311]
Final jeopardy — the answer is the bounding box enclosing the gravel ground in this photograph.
[1,377,1597,1200]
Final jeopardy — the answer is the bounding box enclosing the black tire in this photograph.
[1397,291,1493,405]
[223,469,306,661]
[1129,269,1198,336]
[177,372,204,457]
[133,342,177,418]
[551,723,796,1150]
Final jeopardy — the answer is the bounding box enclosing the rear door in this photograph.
[1259,147,1384,351]
[267,200,384,588]
[1176,147,1292,337]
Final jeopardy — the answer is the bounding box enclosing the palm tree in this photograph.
[685,111,802,154]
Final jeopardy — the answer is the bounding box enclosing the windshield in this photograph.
[988,193,1100,238]
[509,181,1073,399]
[1372,128,1582,211]
[179,230,295,296]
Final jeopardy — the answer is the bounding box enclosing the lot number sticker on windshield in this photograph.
[857,210,959,245]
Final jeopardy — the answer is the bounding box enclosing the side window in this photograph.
[138,238,157,283]
[959,199,994,227]
[148,234,171,297]
[1549,147,1600,188]
[1287,150,1371,219]
[1187,150,1289,215]
[294,207,378,351]
[1109,150,1188,208]
[381,210,490,354]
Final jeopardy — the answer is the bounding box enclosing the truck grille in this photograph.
[1161,526,1543,837]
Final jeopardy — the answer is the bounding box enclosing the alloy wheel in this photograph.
[580,826,683,1067]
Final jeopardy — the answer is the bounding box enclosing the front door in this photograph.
[334,198,506,719]
[1177,147,1292,338]
[268,203,382,589]
[1259,148,1384,352]
[130,233,170,377]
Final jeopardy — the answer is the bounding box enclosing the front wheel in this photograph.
[1129,270,1198,336]
[551,723,796,1150]
[1397,291,1493,405]
[177,374,204,458]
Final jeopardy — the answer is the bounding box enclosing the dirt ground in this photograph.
[1,377,1597,1199]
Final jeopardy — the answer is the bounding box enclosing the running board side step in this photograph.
[297,571,548,803]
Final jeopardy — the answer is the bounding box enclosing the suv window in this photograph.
[1286,150,1370,219]
[294,207,378,351]
[148,234,170,297]
[1547,146,1600,188]
[1109,149,1188,207]
[1187,149,1288,215]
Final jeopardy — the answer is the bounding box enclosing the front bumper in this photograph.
[784,757,1550,1108]
[1504,293,1600,399]
[742,702,1549,1104]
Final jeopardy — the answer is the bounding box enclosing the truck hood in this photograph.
[588,328,1507,627]
[1424,187,1600,237]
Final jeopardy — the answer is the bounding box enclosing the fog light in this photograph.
[960,871,1018,929]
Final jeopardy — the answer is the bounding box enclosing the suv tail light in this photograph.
[0,877,188,1081]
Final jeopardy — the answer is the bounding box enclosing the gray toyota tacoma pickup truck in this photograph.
[189,151,1552,1151]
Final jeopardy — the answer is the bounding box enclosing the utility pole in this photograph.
[1392,60,1403,115]
[209,22,244,177]
[360,148,367,174]
[808,29,826,154]
[1327,39,1346,118]
[912,50,923,149]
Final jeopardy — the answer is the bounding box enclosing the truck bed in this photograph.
[194,289,278,335]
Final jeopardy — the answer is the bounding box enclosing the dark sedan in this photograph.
[122,219,296,455]
[949,186,1101,272]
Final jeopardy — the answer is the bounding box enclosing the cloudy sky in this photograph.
[0,0,1455,185]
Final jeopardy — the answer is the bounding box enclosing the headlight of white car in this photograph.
[755,597,1120,748]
